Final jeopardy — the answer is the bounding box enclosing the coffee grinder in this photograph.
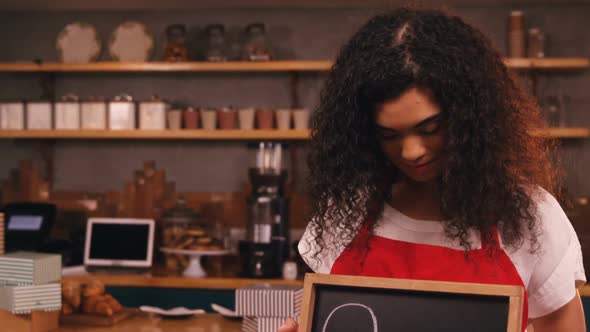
[239,143,289,278]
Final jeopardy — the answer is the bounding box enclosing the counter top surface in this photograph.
[2,311,242,332]
[63,274,303,289]
[62,273,590,296]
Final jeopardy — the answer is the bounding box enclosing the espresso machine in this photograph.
[239,143,289,278]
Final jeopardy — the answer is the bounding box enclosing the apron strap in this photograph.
[480,226,501,251]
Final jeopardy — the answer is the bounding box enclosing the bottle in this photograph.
[527,28,545,58]
[508,11,525,58]
[205,24,228,62]
[243,22,273,61]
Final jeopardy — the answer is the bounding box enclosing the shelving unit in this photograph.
[0,57,587,186]
[0,58,587,73]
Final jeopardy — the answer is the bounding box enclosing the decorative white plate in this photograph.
[109,21,154,61]
[139,305,205,318]
[211,303,241,320]
[56,22,101,63]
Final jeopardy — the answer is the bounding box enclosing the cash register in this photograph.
[2,202,56,252]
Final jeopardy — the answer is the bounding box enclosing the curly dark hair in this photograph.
[306,8,559,259]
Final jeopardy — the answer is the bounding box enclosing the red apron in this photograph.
[331,223,529,331]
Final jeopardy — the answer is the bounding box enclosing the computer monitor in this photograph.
[84,218,155,269]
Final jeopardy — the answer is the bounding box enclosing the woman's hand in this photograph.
[278,318,298,332]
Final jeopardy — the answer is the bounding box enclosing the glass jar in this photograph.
[205,24,228,62]
[163,24,188,62]
[243,22,272,61]
[203,201,229,251]
[160,197,204,250]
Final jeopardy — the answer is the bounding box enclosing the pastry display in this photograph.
[161,198,227,274]
[61,280,122,317]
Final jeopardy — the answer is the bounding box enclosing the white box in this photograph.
[0,102,25,129]
[0,213,4,256]
[26,101,53,130]
[54,100,80,129]
[0,251,62,285]
[242,316,299,332]
[139,101,167,130]
[0,283,61,314]
[81,101,107,129]
[236,284,303,318]
[109,101,136,130]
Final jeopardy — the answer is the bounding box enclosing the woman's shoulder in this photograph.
[297,217,361,274]
[504,186,586,318]
[510,187,577,259]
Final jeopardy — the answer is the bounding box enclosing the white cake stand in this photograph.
[161,248,229,278]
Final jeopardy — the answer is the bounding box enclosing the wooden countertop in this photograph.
[2,311,241,332]
[63,274,303,289]
[62,273,590,297]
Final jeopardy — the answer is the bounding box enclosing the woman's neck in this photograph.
[388,179,444,221]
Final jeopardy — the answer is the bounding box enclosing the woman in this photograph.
[280,8,586,332]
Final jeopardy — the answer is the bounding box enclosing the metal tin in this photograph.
[0,101,25,130]
[108,94,136,130]
[81,97,107,129]
[54,94,80,130]
[139,96,167,130]
[26,101,53,130]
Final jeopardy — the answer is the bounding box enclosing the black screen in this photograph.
[312,285,509,332]
[89,223,149,260]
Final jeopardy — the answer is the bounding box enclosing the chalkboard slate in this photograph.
[299,274,524,332]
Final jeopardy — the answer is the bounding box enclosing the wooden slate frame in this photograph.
[299,273,524,332]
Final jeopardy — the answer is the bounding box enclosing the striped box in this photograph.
[0,283,61,314]
[0,251,61,286]
[0,213,4,256]
[236,284,303,318]
[242,316,300,332]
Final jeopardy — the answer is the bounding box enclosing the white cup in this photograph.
[201,109,217,130]
[282,261,298,280]
[275,109,292,130]
[292,109,310,130]
[238,108,255,130]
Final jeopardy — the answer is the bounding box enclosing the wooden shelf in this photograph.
[63,274,303,289]
[531,127,590,138]
[0,58,587,73]
[504,58,590,69]
[0,61,333,73]
[1,128,588,140]
[0,129,311,140]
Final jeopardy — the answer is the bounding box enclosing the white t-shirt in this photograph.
[298,188,586,318]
